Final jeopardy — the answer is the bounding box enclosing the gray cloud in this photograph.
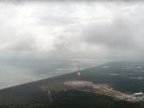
[7,37,37,52]
[82,18,135,50]
[0,2,143,60]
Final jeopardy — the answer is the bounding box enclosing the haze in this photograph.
[0,1,143,89]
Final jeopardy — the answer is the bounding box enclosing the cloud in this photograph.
[82,18,135,50]
[6,36,37,53]
[0,2,143,60]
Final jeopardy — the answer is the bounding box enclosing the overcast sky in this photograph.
[0,1,144,61]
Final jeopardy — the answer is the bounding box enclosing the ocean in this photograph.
[0,58,106,89]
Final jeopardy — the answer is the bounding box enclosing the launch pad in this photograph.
[64,81,93,87]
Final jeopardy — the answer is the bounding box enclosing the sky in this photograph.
[0,1,144,61]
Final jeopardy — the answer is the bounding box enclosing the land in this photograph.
[64,80,144,102]
[0,61,144,108]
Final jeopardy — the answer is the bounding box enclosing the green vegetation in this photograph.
[0,90,142,108]
[0,62,144,108]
